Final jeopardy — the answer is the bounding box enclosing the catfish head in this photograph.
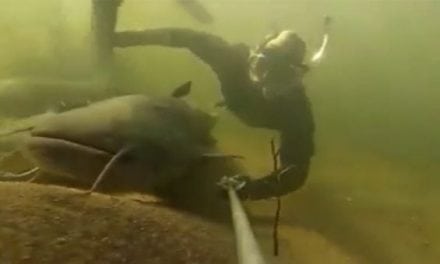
[21,81,219,193]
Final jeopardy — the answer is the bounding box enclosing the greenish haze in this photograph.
[0,0,439,263]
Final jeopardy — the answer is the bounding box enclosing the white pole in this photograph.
[228,187,267,264]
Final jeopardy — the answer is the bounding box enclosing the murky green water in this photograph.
[0,0,439,263]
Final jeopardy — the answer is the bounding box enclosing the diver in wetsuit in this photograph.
[114,28,315,200]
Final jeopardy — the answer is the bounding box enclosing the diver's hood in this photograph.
[249,30,307,83]
[263,30,306,63]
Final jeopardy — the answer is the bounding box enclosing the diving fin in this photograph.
[176,0,214,24]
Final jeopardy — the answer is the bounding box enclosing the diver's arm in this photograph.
[238,135,313,200]
[237,165,310,200]
[238,93,315,200]
[114,28,248,75]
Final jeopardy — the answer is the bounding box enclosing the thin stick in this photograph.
[270,138,278,171]
[270,138,282,256]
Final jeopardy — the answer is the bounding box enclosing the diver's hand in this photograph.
[217,174,250,191]
[217,174,252,200]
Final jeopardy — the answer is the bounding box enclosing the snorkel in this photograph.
[248,16,332,99]
[249,31,306,82]
[310,15,332,64]
[248,30,307,99]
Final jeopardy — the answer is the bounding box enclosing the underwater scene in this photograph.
[0,0,439,263]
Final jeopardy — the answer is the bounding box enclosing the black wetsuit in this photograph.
[114,28,315,200]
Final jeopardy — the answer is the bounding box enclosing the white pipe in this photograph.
[228,187,267,264]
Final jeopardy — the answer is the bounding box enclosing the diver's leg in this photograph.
[85,146,132,194]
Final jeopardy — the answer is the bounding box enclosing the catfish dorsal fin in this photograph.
[171,81,192,98]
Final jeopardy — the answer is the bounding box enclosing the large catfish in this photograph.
[0,81,241,220]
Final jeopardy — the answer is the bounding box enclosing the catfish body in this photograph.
[1,82,241,220]
[24,94,218,193]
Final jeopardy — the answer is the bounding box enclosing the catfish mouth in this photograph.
[30,129,117,156]
[29,133,115,156]
[23,134,116,185]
